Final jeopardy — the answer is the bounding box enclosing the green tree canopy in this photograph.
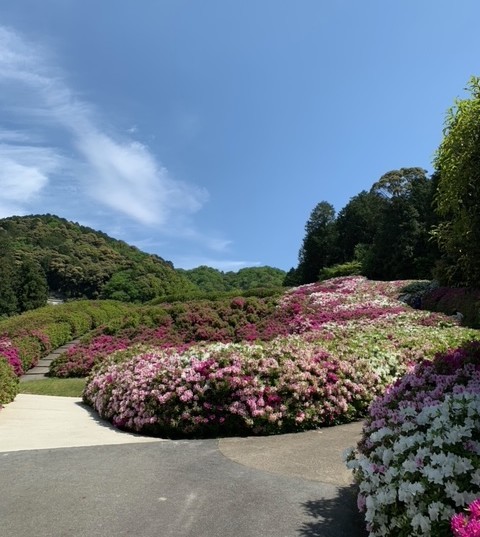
[335,190,387,262]
[297,201,340,284]
[434,76,480,286]
[364,168,437,280]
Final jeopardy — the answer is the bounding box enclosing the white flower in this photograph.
[471,469,480,486]
[402,458,418,474]
[428,501,443,521]
[400,406,417,418]
[401,420,416,433]
[411,512,431,533]
[398,481,425,502]
[452,456,473,475]
[444,481,459,500]
[382,448,394,466]
[370,426,393,442]
[342,446,355,463]
[376,487,397,505]
[383,466,399,483]
[422,465,444,485]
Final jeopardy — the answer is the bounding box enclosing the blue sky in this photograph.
[0,1,479,271]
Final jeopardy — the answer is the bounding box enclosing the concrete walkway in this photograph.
[0,394,163,452]
[0,395,367,537]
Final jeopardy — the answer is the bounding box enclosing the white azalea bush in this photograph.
[346,341,480,536]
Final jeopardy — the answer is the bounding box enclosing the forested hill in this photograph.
[178,265,286,293]
[0,214,196,310]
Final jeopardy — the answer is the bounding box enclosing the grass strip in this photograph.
[19,378,86,397]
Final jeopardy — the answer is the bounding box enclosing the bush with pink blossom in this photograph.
[83,338,382,437]
[52,277,470,378]
[451,498,480,536]
[0,337,24,376]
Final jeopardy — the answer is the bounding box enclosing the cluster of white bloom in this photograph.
[346,392,480,536]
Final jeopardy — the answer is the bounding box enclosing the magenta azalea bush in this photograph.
[83,338,382,437]
[0,337,24,376]
[346,341,480,536]
[48,335,131,377]
[451,498,480,536]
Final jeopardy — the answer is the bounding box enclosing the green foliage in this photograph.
[291,167,440,284]
[16,258,48,311]
[422,286,480,328]
[399,280,436,295]
[179,265,286,293]
[224,266,286,290]
[0,357,19,405]
[434,76,480,286]
[335,190,387,262]
[149,286,283,305]
[178,266,227,292]
[0,300,133,375]
[319,261,362,281]
[363,168,438,280]
[0,243,18,317]
[283,267,302,287]
[11,335,44,371]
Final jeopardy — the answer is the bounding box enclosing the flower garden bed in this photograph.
[79,277,478,436]
[4,276,479,533]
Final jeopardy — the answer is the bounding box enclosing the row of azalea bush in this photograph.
[0,300,133,405]
[346,340,480,536]
[50,276,466,378]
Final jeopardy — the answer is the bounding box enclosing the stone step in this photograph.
[26,366,50,373]
[19,339,83,382]
[20,373,51,383]
[35,359,54,367]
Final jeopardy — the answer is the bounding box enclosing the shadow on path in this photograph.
[298,484,368,537]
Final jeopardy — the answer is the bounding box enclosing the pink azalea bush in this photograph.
[0,337,23,376]
[83,338,382,437]
[346,341,480,536]
[81,277,480,441]
[49,335,131,377]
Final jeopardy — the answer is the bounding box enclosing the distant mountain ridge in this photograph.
[0,214,195,305]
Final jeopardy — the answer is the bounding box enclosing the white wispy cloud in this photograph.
[0,26,209,228]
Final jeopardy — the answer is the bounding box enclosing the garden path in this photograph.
[19,339,81,382]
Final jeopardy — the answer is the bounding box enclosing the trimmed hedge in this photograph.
[0,357,19,405]
[0,300,133,405]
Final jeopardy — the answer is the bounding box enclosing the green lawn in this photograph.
[19,378,86,397]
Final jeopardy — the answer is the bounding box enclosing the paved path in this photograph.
[20,339,81,382]
[0,395,367,537]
